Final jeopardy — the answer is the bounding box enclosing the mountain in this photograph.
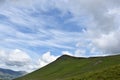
[14,54,120,80]
[0,68,26,80]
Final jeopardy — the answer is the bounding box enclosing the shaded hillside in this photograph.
[14,54,120,80]
[0,68,26,80]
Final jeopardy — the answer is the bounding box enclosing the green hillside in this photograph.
[14,54,120,80]
[75,64,120,80]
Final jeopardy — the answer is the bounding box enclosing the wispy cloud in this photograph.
[0,0,120,71]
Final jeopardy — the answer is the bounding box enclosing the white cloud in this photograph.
[93,31,120,54]
[0,49,33,72]
[38,52,58,67]
[0,49,58,72]
[7,49,31,66]
[74,49,86,57]
[0,0,120,72]
[62,51,73,56]
[53,0,120,55]
[0,50,7,61]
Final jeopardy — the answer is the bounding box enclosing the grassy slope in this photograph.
[66,64,120,80]
[80,64,120,80]
[14,55,120,80]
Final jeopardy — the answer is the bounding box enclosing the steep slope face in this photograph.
[0,68,26,80]
[14,55,120,80]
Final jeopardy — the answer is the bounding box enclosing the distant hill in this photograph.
[0,68,26,80]
[14,54,120,80]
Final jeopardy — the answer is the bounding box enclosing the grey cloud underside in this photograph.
[5,61,28,67]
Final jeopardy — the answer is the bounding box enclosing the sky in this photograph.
[0,0,120,72]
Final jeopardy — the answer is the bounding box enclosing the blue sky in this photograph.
[0,0,120,72]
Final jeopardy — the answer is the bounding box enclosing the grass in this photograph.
[14,54,120,80]
[67,64,120,80]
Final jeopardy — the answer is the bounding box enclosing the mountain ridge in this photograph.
[14,54,120,80]
[0,68,26,80]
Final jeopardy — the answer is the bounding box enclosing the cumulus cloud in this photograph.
[6,49,31,66]
[0,49,32,71]
[38,52,58,67]
[93,31,120,54]
[53,0,120,55]
[0,49,59,72]
[0,0,120,72]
